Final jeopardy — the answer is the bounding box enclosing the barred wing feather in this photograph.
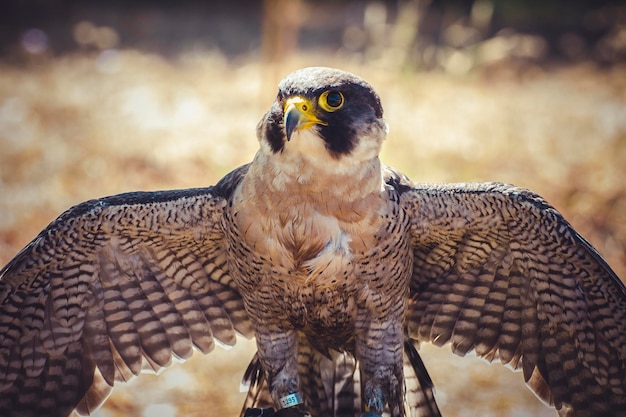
[0,177,252,417]
[400,181,626,417]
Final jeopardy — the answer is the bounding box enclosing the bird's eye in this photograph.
[318,90,344,112]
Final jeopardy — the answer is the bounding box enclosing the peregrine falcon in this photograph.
[0,67,624,417]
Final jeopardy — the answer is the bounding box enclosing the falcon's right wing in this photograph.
[0,165,253,417]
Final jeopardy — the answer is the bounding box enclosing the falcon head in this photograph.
[257,67,387,166]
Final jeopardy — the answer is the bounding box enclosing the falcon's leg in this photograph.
[255,329,308,414]
[356,320,405,417]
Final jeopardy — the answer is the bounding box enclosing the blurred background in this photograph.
[0,1,625,416]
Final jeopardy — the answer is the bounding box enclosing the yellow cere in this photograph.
[284,96,327,129]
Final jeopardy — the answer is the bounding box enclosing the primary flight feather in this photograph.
[0,67,624,417]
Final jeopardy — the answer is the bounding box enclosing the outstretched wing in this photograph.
[397,178,626,417]
[0,166,253,417]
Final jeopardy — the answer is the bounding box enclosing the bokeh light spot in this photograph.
[22,28,48,54]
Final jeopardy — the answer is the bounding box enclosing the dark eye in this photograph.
[318,90,344,112]
[326,91,343,107]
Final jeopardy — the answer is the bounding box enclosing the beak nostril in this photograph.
[283,97,328,142]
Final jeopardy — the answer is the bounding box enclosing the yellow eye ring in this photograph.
[318,90,344,112]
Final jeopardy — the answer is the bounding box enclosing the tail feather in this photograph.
[331,353,361,416]
[241,353,273,412]
[403,340,441,417]
[240,337,441,417]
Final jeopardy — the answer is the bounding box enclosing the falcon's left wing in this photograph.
[390,170,626,417]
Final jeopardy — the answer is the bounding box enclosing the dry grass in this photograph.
[0,51,624,417]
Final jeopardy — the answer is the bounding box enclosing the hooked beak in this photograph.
[284,96,327,141]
